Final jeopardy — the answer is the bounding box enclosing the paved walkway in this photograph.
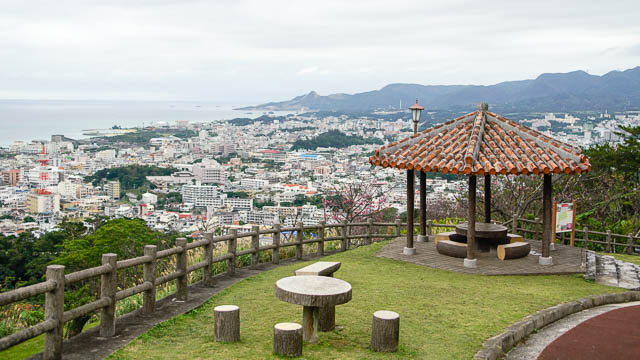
[505,301,640,359]
[376,237,583,275]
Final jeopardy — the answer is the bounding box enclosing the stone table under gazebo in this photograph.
[369,102,591,268]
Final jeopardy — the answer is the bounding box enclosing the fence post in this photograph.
[606,230,612,253]
[583,227,589,248]
[176,238,188,301]
[100,253,117,337]
[44,265,65,360]
[626,233,634,255]
[318,221,325,256]
[534,217,540,241]
[203,232,214,286]
[143,245,157,314]
[511,213,518,234]
[296,222,304,260]
[272,224,280,264]
[251,225,260,269]
[341,221,348,251]
[395,218,401,237]
[228,229,237,276]
[427,220,433,238]
[367,218,373,245]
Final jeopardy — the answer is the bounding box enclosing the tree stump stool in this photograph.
[273,322,303,357]
[371,310,399,352]
[214,305,240,342]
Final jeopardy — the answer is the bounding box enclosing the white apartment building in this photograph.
[240,178,269,190]
[192,159,226,184]
[226,198,253,211]
[182,184,224,208]
[263,206,297,217]
[240,210,279,225]
[57,181,80,199]
[141,192,158,204]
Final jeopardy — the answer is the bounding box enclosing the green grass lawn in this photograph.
[108,242,622,360]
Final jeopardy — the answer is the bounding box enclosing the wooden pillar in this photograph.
[296,222,304,260]
[176,238,188,301]
[143,245,157,314]
[405,170,415,255]
[251,225,260,269]
[484,175,491,223]
[541,174,553,264]
[227,229,237,276]
[272,224,280,264]
[100,253,117,337]
[203,232,214,286]
[466,176,477,264]
[318,221,325,256]
[44,265,65,360]
[418,171,427,242]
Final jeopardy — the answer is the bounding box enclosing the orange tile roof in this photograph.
[369,106,590,176]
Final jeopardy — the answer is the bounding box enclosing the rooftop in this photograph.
[369,104,591,176]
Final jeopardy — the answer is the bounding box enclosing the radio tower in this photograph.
[36,144,52,193]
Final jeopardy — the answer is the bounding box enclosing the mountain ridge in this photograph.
[238,66,640,112]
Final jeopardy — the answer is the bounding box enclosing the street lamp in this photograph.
[409,99,424,134]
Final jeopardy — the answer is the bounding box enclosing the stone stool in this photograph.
[214,305,240,342]
[273,322,303,357]
[371,310,399,352]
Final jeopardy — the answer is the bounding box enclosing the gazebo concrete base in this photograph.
[464,258,477,268]
[403,247,416,255]
[416,235,428,243]
[539,256,553,265]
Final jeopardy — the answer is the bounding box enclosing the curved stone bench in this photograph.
[497,242,530,260]
[434,231,457,245]
[436,240,467,258]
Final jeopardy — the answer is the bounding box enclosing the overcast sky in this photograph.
[1,0,639,103]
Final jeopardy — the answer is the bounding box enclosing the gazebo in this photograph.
[369,102,591,268]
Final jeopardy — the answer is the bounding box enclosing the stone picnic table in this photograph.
[455,222,509,251]
[275,275,352,343]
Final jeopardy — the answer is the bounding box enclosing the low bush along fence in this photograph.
[0,220,404,358]
[505,214,639,255]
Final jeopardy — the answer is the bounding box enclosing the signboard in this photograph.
[555,203,575,233]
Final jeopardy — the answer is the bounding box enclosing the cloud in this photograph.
[296,67,335,76]
[0,0,639,102]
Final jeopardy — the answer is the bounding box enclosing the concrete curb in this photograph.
[473,290,640,360]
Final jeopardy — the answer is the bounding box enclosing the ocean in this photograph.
[0,100,291,146]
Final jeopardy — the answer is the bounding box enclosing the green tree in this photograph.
[54,218,168,337]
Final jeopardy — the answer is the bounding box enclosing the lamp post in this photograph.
[409,99,424,134]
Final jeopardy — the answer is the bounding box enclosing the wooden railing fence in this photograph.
[505,214,639,255]
[0,220,403,359]
[2,216,636,358]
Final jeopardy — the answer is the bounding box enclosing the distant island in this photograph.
[238,66,640,113]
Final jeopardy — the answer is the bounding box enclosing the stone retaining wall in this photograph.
[585,251,640,289]
[474,291,640,360]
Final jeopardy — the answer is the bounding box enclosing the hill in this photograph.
[239,66,640,112]
[291,130,383,150]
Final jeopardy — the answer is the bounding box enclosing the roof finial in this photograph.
[478,102,489,111]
